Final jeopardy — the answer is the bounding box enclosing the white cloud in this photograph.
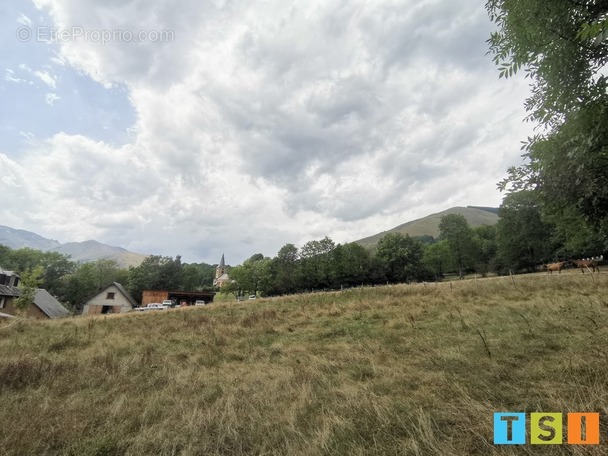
[18,131,36,140]
[45,92,60,105]
[17,13,32,27]
[0,0,535,264]
[7,65,57,88]
[33,70,56,89]
[4,68,29,84]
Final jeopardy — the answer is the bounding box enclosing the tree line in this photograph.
[222,207,605,298]
[1,201,605,310]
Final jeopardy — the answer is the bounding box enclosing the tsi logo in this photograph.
[494,412,600,445]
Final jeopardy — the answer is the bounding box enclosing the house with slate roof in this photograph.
[81,282,138,315]
[0,267,70,319]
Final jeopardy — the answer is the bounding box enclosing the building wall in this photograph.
[82,304,125,315]
[141,290,169,307]
[82,284,134,315]
[0,296,48,319]
[214,276,231,288]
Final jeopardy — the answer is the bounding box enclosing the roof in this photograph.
[215,273,230,281]
[34,289,70,319]
[112,282,138,307]
[219,254,225,269]
[165,290,216,298]
[0,286,69,318]
[83,282,138,308]
[0,284,20,297]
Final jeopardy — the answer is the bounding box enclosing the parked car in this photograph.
[147,303,169,310]
[162,300,174,307]
[248,295,256,300]
[194,300,206,306]
[133,303,169,311]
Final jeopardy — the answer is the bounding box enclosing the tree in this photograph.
[271,244,300,295]
[510,102,608,237]
[488,0,608,239]
[0,245,12,267]
[472,225,498,276]
[37,252,75,298]
[127,255,183,302]
[229,254,273,296]
[550,208,607,259]
[218,278,241,299]
[330,243,372,288]
[374,233,425,283]
[181,263,216,291]
[423,240,451,281]
[415,235,436,245]
[495,191,557,272]
[300,237,336,290]
[439,214,477,279]
[1,248,75,298]
[487,0,608,127]
[13,266,44,312]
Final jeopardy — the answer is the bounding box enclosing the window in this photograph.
[106,292,115,300]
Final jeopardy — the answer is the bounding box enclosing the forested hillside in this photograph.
[354,206,499,250]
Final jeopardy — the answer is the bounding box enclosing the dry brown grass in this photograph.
[1,273,608,455]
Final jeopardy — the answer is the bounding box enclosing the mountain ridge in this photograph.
[353,206,499,250]
[1,206,500,267]
[0,225,61,251]
[0,225,148,267]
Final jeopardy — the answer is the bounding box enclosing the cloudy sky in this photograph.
[0,0,533,265]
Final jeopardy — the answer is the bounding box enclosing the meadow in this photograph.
[1,272,608,455]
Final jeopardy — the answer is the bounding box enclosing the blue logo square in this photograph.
[494,413,526,444]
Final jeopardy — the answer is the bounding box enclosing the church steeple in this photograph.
[216,254,226,277]
[214,254,230,287]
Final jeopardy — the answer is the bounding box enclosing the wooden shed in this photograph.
[141,290,216,307]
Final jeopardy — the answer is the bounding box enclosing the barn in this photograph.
[81,282,138,315]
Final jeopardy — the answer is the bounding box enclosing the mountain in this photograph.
[51,240,148,267]
[354,206,499,250]
[0,225,61,251]
[0,225,148,267]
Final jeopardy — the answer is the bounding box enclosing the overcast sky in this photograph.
[0,0,534,265]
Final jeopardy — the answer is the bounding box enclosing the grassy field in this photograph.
[1,272,608,455]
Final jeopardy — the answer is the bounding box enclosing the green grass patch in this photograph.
[2,274,608,454]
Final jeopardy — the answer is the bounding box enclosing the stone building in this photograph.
[213,254,232,288]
